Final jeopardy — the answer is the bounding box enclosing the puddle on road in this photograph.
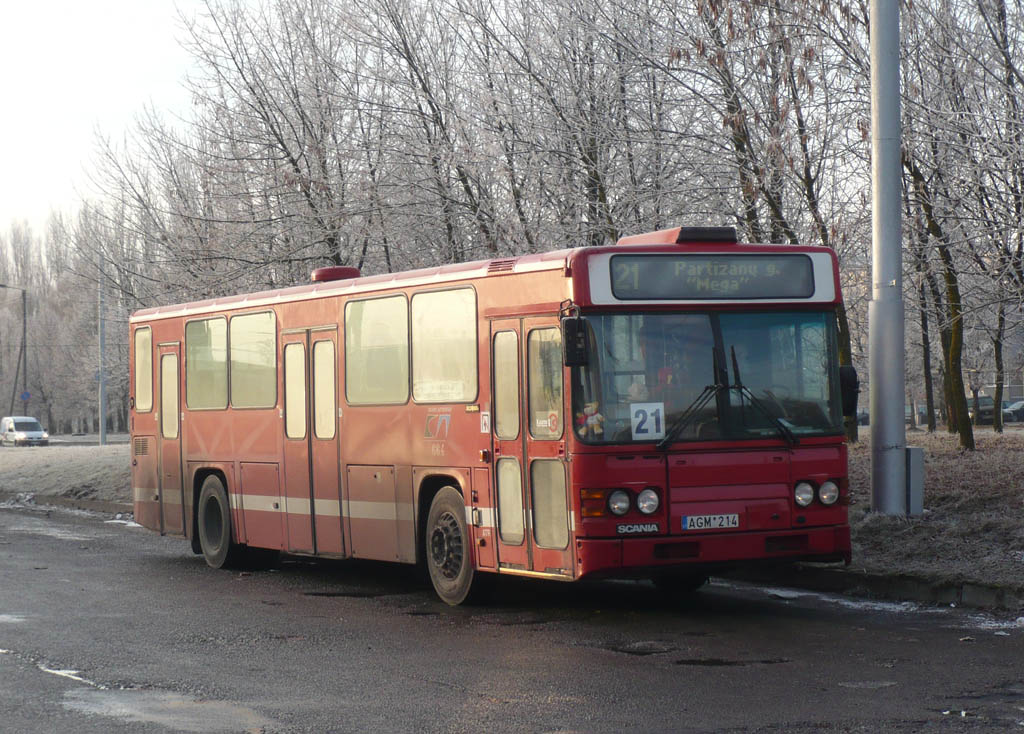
[837,680,898,689]
[601,640,678,656]
[674,657,791,667]
[303,590,391,598]
[64,689,273,733]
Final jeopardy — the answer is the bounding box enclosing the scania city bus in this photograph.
[129,225,856,604]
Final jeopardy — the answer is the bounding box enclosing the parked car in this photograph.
[1006,400,1024,422]
[905,405,927,425]
[0,416,49,446]
[968,396,999,425]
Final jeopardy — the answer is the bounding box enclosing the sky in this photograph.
[0,0,203,237]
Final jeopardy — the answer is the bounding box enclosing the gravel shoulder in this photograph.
[0,444,129,504]
[1,431,1022,603]
[847,429,1024,593]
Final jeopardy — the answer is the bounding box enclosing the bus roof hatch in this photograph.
[311,266,361,282]
[617,226,737,246]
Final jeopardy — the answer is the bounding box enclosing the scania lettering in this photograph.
[617,523,660,534]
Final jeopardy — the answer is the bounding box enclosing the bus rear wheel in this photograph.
[425,486,479,605]
[197,475,241,569]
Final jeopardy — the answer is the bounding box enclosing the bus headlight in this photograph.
[608,490,631,516]
[637,488,660,514]
[794,482,815,507]
[818,481,840,505]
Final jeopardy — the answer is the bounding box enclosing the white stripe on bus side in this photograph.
[230,496,417,523]
[132,487,159,502]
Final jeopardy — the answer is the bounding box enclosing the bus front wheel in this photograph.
[197,475,240,569]
[425,486,478,605]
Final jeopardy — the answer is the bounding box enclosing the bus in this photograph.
[129,225,857,605]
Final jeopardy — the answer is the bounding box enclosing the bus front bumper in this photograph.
[575,525,851,580]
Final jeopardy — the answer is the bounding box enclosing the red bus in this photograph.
[129,225,857,604]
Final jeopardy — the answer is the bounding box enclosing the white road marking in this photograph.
[38,666,101,688]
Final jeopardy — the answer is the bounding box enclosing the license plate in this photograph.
[682,514,740,531]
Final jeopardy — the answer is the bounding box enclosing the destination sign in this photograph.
[610,254,815,300]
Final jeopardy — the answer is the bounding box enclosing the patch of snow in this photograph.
[763,584,926,614]
[830,598,921,613]
[0,615,26,623]
[965,614,1024,631]
[104,520,142,528]
[767,589,805,600]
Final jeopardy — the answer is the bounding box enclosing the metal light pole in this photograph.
[0,283,27,416]
[98,257,107,446]
[869,0,907,514]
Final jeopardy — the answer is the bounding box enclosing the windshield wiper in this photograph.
[730,346,797,447]
[656,349,724,451]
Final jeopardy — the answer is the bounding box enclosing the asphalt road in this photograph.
[1,505,1022,733]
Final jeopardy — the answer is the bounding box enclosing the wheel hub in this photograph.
[429,511,463,580]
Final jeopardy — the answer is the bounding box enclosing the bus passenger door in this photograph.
[157,344,184,536]
[309,331,343,556]
[491,318,574,577]
[282,329,344,556]
[522,318,574,578]
[490,320,530,571]
[282,334,314,553]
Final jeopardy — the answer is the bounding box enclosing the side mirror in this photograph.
[839,365,859,417]
[562,316,589,367]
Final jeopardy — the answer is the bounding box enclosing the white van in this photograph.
[0,416,49,446]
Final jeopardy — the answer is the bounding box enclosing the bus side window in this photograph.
[134,327,153,412]
[527,328,563,440]
[411,288,477,403]
[312,340,336,439]
[284,344,306,439]
[185,317,227,410]
[230,312,276,408]
[493,331,519,439]
[160,355,179,440]
[345,296,409,405]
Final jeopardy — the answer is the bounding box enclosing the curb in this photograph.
[730,563,1024,613]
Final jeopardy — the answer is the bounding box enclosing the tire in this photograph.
[196,475,241,569]
[425,486,478,605]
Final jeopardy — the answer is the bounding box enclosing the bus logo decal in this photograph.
[424,413,451,440]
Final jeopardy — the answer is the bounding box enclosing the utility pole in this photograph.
[20,288,26,415]
[869,0,907,514]
[0,284,27,417]
[98,256,107,445]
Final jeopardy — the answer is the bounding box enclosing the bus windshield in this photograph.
[571,311,843,444]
